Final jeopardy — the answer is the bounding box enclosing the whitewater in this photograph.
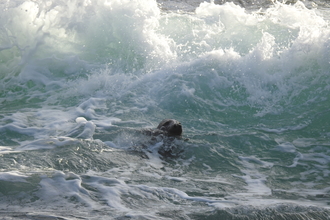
[0,0,330,219]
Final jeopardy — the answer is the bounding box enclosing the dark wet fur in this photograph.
[141,119,184,157]
[157,119,182,137]
[142,119,182,137]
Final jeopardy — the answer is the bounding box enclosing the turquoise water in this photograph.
[0,0,330,219]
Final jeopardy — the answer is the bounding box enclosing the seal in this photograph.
[140,119,184,157]
[156,119,182,137]
[143,119,182,137]
[92,118,184,158]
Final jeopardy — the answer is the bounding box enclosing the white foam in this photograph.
[0,171,28,182]
[136,184,237,206]
[0,0,330,216]
[0,124,41,136]
[193,178,233,185]
[273,142,296,153]
[0,146,13,154]
[145,142,164,169]
[2,0,328,121]
[165,176,187,182]
[300,152,330,165]
[80,175,130,211]
[0,108,79,143]
[288,152,303,167]
[235,156,273,196]
[239,155,274,168]
[76,98,107,120]
[140,171,163,180]
[257,123,309,133]
[76,121,96,139]
[93,117,122,129]
[75,117,87,123]
[17,137,79,151]
[104,141,119,149]
[37,171,96,209]
[293,138,317,148]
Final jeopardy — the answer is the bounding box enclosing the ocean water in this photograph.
[0,0,330,219]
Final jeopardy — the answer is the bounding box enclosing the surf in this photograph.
[0,0,330,219]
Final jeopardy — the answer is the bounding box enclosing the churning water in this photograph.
[0,0,330,219]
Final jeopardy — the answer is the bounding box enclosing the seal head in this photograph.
[156,119,182,137]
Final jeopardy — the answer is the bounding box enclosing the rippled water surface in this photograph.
[0,0,330,219]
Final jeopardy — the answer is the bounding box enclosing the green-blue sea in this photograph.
[0,0,330,219]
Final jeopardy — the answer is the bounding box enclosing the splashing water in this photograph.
[0,0,330,219]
